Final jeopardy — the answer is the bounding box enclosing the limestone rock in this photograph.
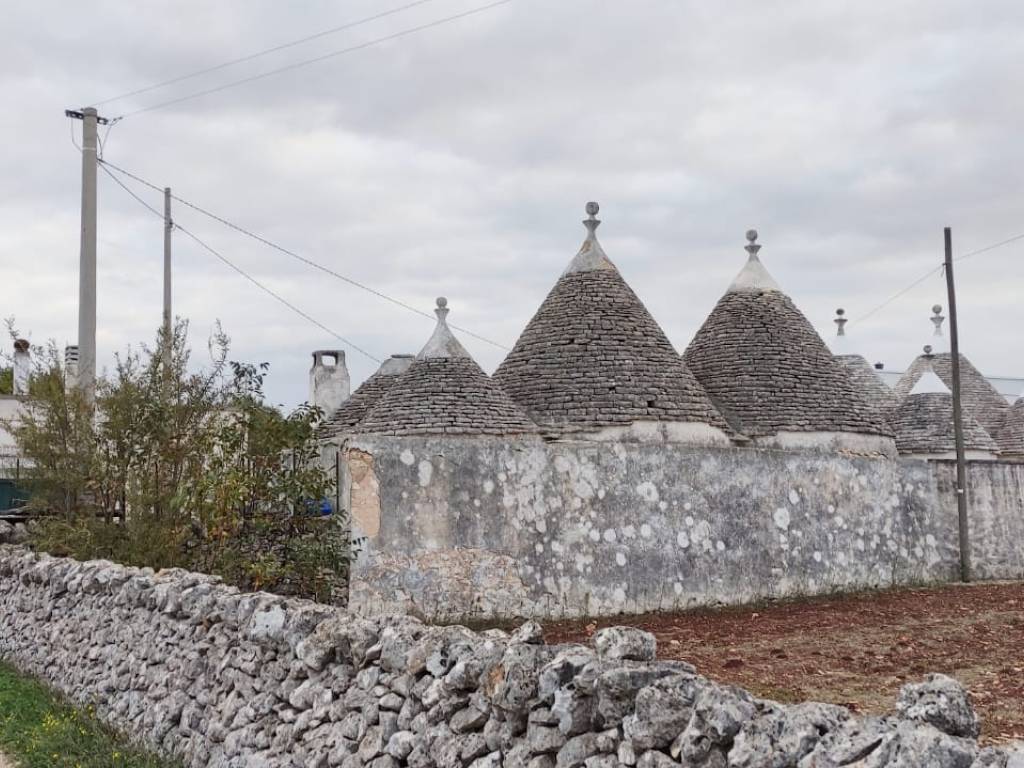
[897,674,981,740]
[593,628,657,663]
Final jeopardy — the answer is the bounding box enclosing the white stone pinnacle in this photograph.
[728,229,782,293]
[418,297,471,359]
[563,201,617,275]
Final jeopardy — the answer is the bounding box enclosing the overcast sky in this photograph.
[2,0,1022,409]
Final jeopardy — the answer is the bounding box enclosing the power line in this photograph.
[98,161,382,363]
[98,158,510,350]
[955,231,1024,262]
[173,224,382,363]
[853,229,1024,325]
[853,264,944,325]
[89,0,441,108]
[115,0,514,119]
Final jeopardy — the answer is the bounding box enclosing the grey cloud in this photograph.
[1,0,1022,407]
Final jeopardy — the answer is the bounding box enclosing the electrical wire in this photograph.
[852,264,945,325]
[98,158,510,350]
[114,0,514,119]
[98,161,382,363]
[173,224,382,363]
[89,0,441,108]
[955,232,1024,262]
[852,229,1024,325]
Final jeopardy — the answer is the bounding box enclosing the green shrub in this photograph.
[4,322,349,603]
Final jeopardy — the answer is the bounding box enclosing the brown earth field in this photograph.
[543,581,1024,746]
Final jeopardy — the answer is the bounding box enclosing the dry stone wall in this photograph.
[0,547,1010,768]
[346,438,961,621]
[935,461,1024,580]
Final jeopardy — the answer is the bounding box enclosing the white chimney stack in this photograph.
[309,350,350,418]
[12,339,30,396]
[64,345,80,388]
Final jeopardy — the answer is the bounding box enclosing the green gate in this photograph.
[0,479,29,512]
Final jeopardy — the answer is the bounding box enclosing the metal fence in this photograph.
[0,451,22,482]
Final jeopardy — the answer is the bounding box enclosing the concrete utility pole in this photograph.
[66,107,108,403]
[163,186,173,368]
[944,226,970,582]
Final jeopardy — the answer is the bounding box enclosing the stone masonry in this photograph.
[0,546,1011,768]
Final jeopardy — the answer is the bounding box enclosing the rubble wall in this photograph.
[346,438,963,621]
[0,547,1007,768]
[934,461,1024,580]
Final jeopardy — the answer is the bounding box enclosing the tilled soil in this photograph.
[544,582,1024,745]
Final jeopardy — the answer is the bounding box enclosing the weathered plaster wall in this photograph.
[347,438,962,621]
[934,461,1024,580]
[0,547,1008,768]
[0,396,24,452]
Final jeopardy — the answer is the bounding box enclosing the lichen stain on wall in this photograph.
[344,437,1024,620]
[349,547,532,620]
[347,448,381,538]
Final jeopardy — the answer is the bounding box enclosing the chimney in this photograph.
[64,345,80,388]
[309,350,350,417]
[12,339,30,396]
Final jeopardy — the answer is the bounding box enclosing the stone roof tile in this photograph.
[319,355,415,439]
[893,353,1009,435]
[891,392,998,456]
[683,233,891,439]
[356,300,537,437]
[492,204,730,436]
[834,353,899,423]
[995,397,1024,457]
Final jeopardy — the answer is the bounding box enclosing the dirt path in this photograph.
[0,754,15,768]
[545,581,1024,745]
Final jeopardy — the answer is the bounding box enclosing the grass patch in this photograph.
[0,661,179,768]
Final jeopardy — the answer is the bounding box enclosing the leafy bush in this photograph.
[3,322,349,603]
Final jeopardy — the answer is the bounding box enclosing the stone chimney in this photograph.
[309,350,350,417]
[12,339,30,396]
[64,345,79,388]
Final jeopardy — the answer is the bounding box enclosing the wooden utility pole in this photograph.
[944,226,970,582]
[163,186,173,369]
[65,107,109,403]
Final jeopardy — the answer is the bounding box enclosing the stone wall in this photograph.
[936,461,1024,580]
[346,438,966,621]
[0,547,1009,768]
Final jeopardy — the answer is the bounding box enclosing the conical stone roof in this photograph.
[356,299,537,437]
[829,309,898,418]
[492,203,731,439]
[995,395,1024,457]
[893,352,1008,435]
[890,364,998,456]
[319,354,415,439]
[683,232,890,440]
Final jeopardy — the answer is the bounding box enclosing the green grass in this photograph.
[0,662,180,768]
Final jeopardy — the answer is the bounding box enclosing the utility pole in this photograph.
[65,107,109,403]
[944,226,970,583]
[163,186,173,369]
